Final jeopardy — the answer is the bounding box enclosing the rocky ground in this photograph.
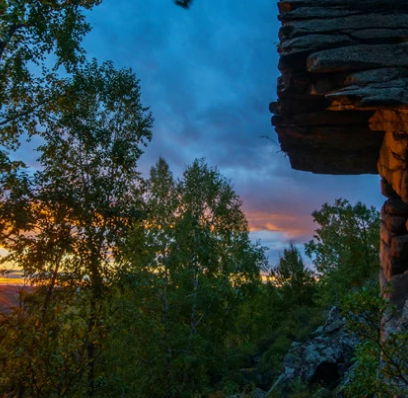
[231,307,358,398]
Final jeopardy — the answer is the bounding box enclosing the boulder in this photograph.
[270,307,358,394]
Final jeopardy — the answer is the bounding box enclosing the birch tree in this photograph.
[114,158,267,398]
[0,60,152,398]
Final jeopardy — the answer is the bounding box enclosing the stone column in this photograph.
[375,111,408,311]
[378,179,408,396]
[380,178,408,310]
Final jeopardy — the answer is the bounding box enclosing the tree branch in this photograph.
[0,24,26,62]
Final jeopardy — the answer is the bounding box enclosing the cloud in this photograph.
[81,0,384,262]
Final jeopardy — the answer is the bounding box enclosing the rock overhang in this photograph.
[271,0,408,176]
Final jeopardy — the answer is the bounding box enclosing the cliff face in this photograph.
[272,0,408,309]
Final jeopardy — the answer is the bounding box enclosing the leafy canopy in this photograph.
[305,198,380,305]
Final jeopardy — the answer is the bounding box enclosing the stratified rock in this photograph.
[288,149,379,175]
[326,83,408,109]
[279,34,356,57]
[280,15,408,43]
[272,111,372,127]
[272,0,408,332]
[380,221,395,246]
[307,43,408,73]
[276,125,383,152]
[272,0,408,176]
[379,268,388,295]
[345,68,402,86]
[278,7,362,22]
[278,0,408,13]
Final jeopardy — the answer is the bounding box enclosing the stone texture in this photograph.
[270,307,358,395]
[280,15,408,43]
[278,0,408,14]
[272,0,408,349]
[390,235,408,262]
[380,221,395,246]
[382,214,407,235]
[272,0,408,175]
[307,43,408,73]
[379,268,388,295]
[275,125,383,153]
[278,7,361,22]
[272,111,373,127]
[384,198,408,217]
[381,179,399,199]
[271,4,408,395]
[344,68,402,86]
[389,273,408,310]
[380,241,392,280]
[288,150,379,175]
[377,125,408,203]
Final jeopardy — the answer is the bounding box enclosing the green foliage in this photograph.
[102,158,267,398]
[305,198,380,305]
[342,283,408,397]
[256,306,323,385]
[0,288,91,397]
[0,58,152,397]
[272,243,316,307]
[0,0,103,181]
[340,284,382,397]
[1,59,152,288]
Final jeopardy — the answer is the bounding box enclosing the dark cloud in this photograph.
[80,0,383,261]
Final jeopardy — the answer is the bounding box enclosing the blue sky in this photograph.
[77,0,383,263]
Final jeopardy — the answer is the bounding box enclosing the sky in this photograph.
[14,0,384,267]
[78,0,385,264]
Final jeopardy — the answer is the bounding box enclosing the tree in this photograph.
[105,158,267,398]
[272,243,316,307]
[0,0,182,185]
[0,0,103,173]
[342,284,408,398]
[104,157,179,398]
[305,198,380,305]
[0,60,152,397]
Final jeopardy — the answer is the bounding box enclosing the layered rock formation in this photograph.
[271,0,408,309]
